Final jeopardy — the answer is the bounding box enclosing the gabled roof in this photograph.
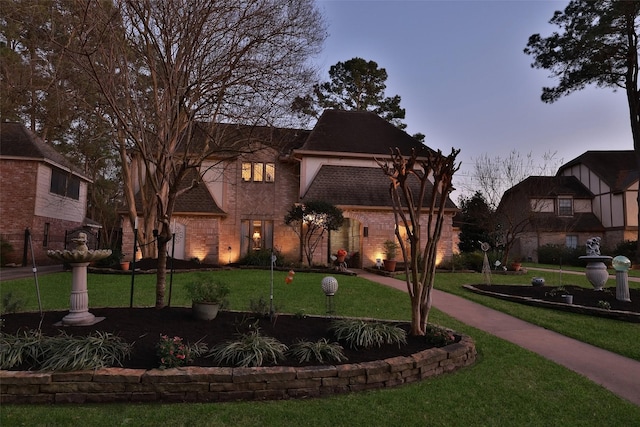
[559,150,637,192]
[301,165,457,209]
[297,110,431,157]
[133,169,225,215]
[0,122,89,180]
[503,176,594,199]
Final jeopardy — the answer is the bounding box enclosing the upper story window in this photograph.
[242,162,275,183]
[557,198,573,216]
[50,168,80,200]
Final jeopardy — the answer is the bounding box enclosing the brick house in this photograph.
[497,150,638,262]
[123,110,459,268]
[0,122,93,266]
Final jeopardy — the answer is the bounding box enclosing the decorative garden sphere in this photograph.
[612,255,631,272]
[321,276,339,296]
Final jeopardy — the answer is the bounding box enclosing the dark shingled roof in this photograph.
[301,165,457,209]
[559,150,637,192]
[504,176,594,198]
[299,110,431,157]
[0,122,87,178]
[133,169,225,215]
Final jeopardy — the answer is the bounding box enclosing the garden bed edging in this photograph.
[1,335,475,404]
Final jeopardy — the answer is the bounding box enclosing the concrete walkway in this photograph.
[355,269,640,407]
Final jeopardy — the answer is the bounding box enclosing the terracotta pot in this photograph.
[336,255,346,263]
[511,263,522,272]
[120,261,130,271]
[383,259,397,272]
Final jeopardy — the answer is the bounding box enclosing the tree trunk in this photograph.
[155,240,168,308]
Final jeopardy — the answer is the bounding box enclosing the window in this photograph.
[566,235,578,249]
[50,168,80,200]
[557,198,573,216]
[241,162,275,183]
[241,219,273,254]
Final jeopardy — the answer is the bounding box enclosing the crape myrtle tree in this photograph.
[62,0,326,308]
[377,147,460,336]
[292,57,424,139]
[284,201,344,266]
[524,0,640,261]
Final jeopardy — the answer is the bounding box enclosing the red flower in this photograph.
[336,249,347,258]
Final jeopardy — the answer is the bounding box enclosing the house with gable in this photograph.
[497,150,638,262]
[0,122,94,266]
[122,109,459,268]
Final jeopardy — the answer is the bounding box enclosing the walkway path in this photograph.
[356,270,640,407]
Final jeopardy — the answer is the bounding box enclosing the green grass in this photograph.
[431,270,640,361]
[1,269,640,425]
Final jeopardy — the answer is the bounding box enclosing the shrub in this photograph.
[439,251,486,272]
[537,244,585,267]
[287,338,347,364]
[0,238,14,266]
[424,324,456,347]
[156,334,208,369]
[241,248,284,266]
[329,319,407,350]
[612,240,636,260]
[207,329,287,367]
[248,296,279,319]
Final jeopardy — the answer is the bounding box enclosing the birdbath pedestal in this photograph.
[47,233,112,326]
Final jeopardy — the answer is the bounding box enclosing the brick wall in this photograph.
[0,160,81,266]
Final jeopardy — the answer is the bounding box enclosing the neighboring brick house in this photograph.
[123,110,459,268]
[497,150,638,262]
[0,122,93,266]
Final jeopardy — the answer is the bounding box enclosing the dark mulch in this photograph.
[471,284,640,313]
[1,309,437,370]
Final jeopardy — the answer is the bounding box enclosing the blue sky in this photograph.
[314,0,632,199]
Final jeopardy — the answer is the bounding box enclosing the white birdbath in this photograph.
[47,233,112,326]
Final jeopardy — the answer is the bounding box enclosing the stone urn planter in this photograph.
[579,237,611,291]
[186,279,230,320]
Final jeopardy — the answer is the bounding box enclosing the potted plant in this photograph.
[119,253,130,271]
[336,248,347,263]
[187,279,230,320]
[383,239,399,272]
[510,257,522,272]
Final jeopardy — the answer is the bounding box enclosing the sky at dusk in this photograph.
[314,0,633,200]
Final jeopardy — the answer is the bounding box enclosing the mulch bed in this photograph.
[470,284,640,314]
[1,308,439,370]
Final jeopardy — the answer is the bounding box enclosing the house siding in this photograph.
[0,159,84,265]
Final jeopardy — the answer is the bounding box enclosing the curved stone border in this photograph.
[1,335,475,404]
[464,285,640,323]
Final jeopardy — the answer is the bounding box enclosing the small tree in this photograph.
[377,147,460,336]
[284,201,344,266]
[457,191,494,253]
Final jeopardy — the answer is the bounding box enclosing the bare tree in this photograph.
[470,150,561,210]
[63,0,326,308]
[377,147,460,336]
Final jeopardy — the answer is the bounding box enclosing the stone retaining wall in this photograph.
[1,336,476,404]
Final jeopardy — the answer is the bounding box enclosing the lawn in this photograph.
[1,268,639,425]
